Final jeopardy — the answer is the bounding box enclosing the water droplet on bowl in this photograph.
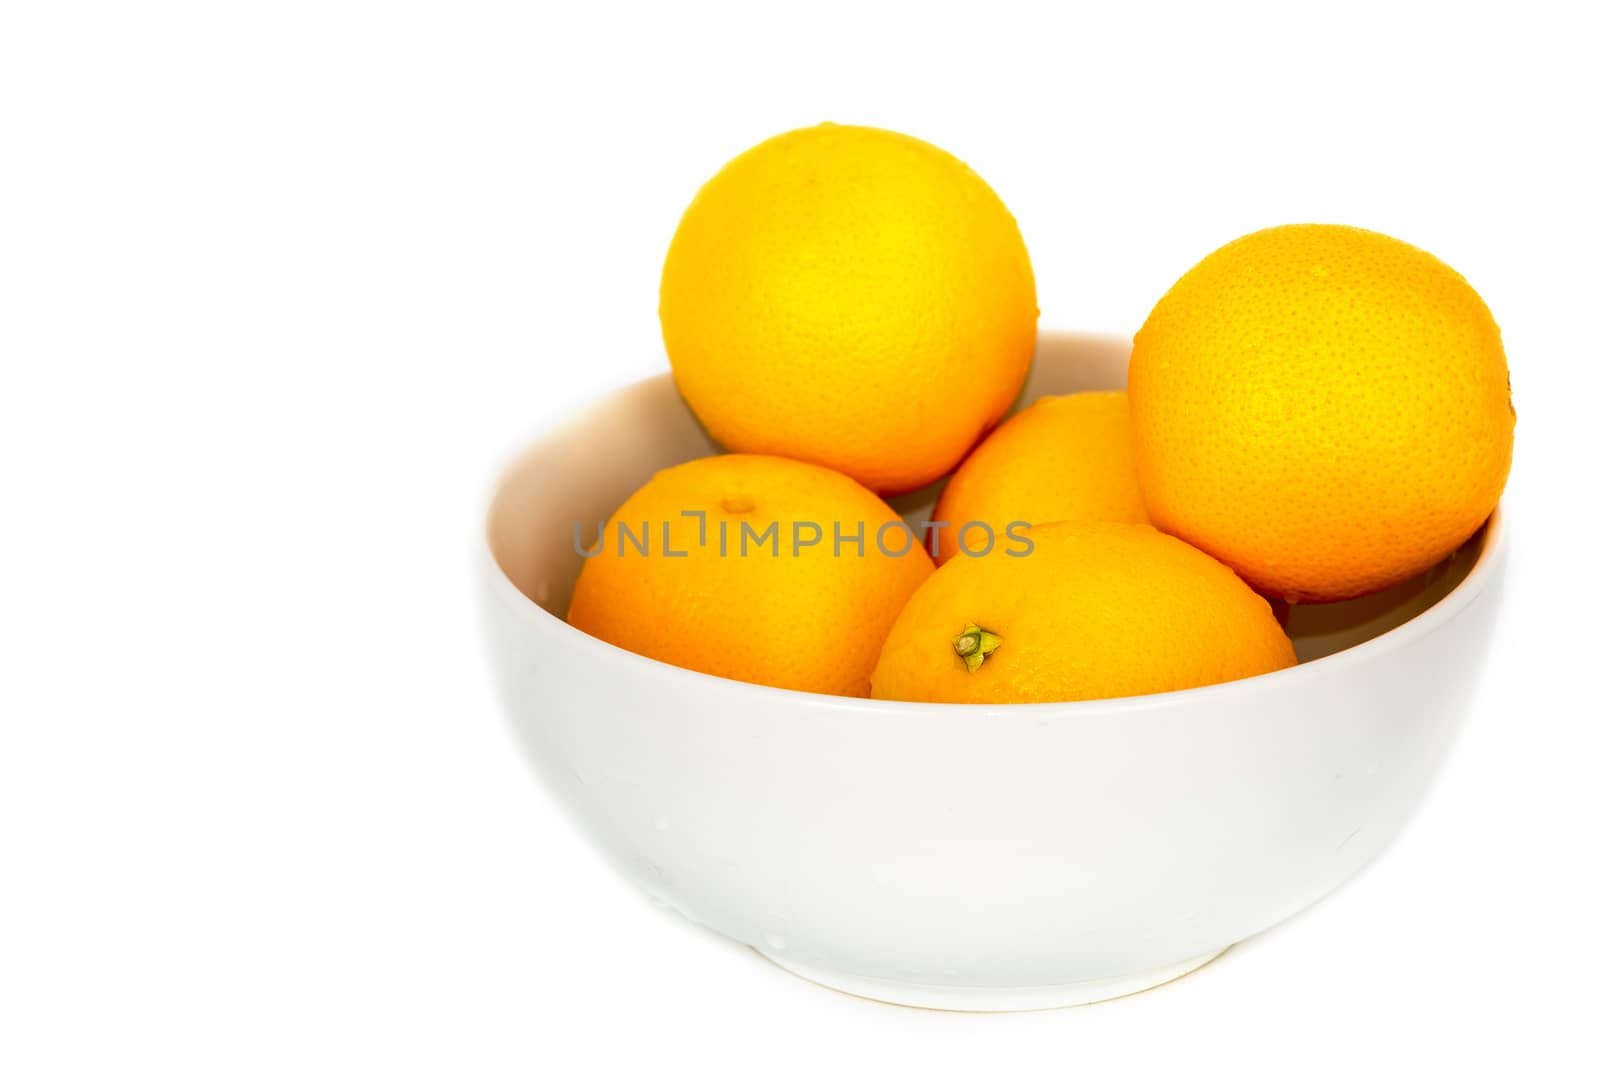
[764,933,787,951]
[654,815,671,831]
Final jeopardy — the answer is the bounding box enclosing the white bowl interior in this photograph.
[487,332,1488,670]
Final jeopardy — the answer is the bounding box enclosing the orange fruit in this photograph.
[870,521,1297,703]
[568,453,933,697]
[928,391,1149,565]
[1129,223,1514,603]
[659,123,1037,495]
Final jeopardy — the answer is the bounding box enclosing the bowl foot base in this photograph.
[755,946,1228,1011]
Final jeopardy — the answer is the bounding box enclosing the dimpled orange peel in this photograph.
[568,453,933,698]
[929,391,1149,565]
[659,124,1038,495]
[870,521,1297,704]
[1129,224,1514,603]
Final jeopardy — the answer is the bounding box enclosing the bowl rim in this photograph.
[480,439,1506,723]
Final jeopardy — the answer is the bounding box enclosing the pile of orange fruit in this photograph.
[568,124,1515,703]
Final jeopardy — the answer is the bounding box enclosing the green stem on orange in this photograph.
[952,622,1002,673]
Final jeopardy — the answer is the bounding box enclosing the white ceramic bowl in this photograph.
[480,333,1505,1011]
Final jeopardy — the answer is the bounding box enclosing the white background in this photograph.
[3,2,1597,1064]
